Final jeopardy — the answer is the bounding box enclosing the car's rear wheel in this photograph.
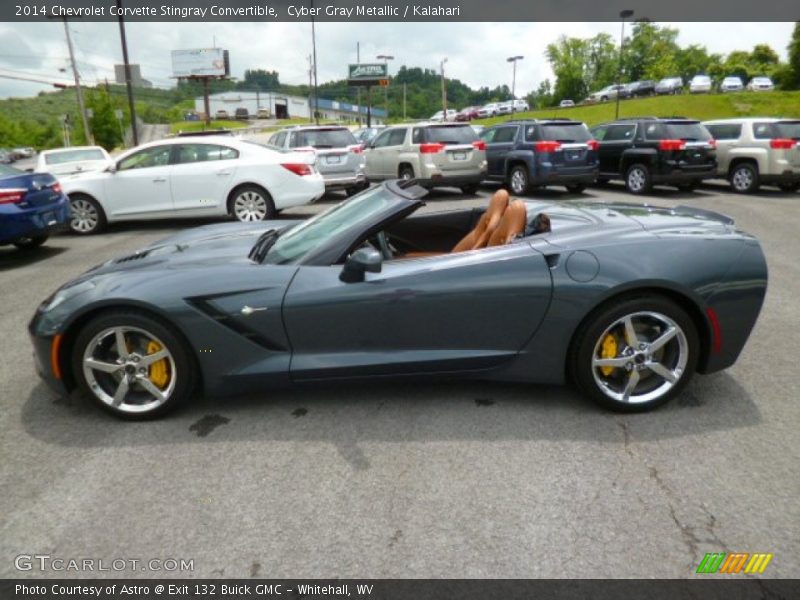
[571,296,699,412]
[565,183,586,193]
[72,311,195,419]
[230,185,275,222]
[69,194,106,235]
[778,182,799,193]
[729,163,759,193]
[625,163,652,194]
[13,235,48,249]
[398,165,415,180]
[508,165,530,195]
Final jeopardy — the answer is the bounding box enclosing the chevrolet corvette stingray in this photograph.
[29,181,767,419]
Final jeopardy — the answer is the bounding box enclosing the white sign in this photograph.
[171,48,228,78]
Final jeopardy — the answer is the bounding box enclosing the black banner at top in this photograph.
[3,0,800,22]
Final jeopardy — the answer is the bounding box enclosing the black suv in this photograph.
[590,117,717,194]
[480,119,599,194]
[625,80,656,97]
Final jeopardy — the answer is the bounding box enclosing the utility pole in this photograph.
[116,0,138,146]
[356,42,361,125]
[377,54,394,120]
[403,82,406,120]
[616,9,634,119]
[440,58,448,115]
[507,55,524,98]
[61,18,92,144]
[310,0,319,125]
[307,54,313,123]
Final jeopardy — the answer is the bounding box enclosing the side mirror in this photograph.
[106,163,117,174]
[340,248,382,283]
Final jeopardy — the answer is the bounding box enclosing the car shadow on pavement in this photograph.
[0,245,67,271]
[21,371,760,469]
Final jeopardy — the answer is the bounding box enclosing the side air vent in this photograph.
[115,250,151,263]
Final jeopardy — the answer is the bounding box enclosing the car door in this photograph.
[485,125,518,176]
[282,245,553,379]
[169,143,239,216]
[596,124,636,174]
[364,128,394,178]
[103,145,174,218]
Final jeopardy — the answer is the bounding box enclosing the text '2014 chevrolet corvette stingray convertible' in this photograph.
[30,181,767,419]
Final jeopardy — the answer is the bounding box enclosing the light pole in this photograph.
[116,0,138,146]
[507,55,523,98]
[377,54,394,122]
[616,9,634,119]
[310,0,319,125]
[440,57,448,116]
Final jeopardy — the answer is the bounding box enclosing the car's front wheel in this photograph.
[729,163,759,193]
[508,165,530,195]
[571,296,699,412]
[625,163,653,194]
[71,311,195,419]
[230,185,275,222]
[13,235,48,249]
[69,194,106,234]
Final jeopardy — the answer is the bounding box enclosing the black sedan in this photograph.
[30,181,767,419]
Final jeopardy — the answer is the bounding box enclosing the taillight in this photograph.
[281,163,313,176]
[348,145,363,154]
[471,140,486,151]
[658,139,686,151]
[534,141,561,153]
[419,143,445,154]
[0,188,27,204]
[51,182,62,194]
[770,138,795,150]
[708,139,717,149]
[587,139,599,151]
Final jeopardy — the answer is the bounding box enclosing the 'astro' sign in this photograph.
[348,63,389,86]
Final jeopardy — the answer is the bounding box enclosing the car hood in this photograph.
[84,220,301,278]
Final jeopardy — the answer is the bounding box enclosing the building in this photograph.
[114,64,152,88]
[196,91,386,123]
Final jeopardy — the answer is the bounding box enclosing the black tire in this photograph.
[68,194,107,235]
[778,182,799,193]
[71,310,196,420]
[460,184,479,195]
[729,162,759,194]
[398,165,415,180]
[228,184,276,222]
[570,296,699,413]
[625,163,653,195]
[565,183,586,193]
[676,181,698,192]
[13,235,48,249]
[508,165,530,195]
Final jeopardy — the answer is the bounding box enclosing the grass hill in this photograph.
[475,92,800,127]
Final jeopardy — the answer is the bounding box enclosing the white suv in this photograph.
[703,118,800,193]
[363,122,487,193]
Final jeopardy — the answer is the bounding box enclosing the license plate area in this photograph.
[452,152,467,161]
[325,155,342,165]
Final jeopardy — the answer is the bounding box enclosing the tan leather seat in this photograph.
[451,189,509,252]
[487,199,527,247]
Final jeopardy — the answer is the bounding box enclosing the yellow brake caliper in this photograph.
[599,333,618,377]
[146,340,170,389]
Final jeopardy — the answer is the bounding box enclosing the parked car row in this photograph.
[435,99,531,122]
[583,75,777,103]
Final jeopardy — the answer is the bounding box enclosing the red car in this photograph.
[455,106,480,121]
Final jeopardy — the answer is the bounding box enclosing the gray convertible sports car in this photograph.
[30,181,767,419]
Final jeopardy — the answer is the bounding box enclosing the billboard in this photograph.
[172,48,230,78]
[348,63,389,87]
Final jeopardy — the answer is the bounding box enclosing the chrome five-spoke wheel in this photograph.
[82,326,176,415]
[591,311,688,405]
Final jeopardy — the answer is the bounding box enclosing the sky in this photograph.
[0,21,795,100]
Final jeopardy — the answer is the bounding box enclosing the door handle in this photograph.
[152,177,167,183]
[216,171,231,176]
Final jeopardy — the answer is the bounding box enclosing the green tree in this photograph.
[546,36,590,102]
[624,22,680,81]
[86,89,124,151]
[786,22,800,89]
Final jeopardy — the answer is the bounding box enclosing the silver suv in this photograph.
[268,125,366,195]
[363,122,487,193]
[703,118,800,193]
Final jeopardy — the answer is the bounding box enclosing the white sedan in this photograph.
[60,137,324,234]
[35,146,113,176]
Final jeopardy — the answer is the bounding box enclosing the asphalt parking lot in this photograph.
[1,182,798,579]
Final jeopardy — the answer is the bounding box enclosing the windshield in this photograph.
[424,125,478,144]
[539,123,592,142]
[290,128,356,149]
[0,164,23,178]
[643,122,712,141]
[261,186,400,265]
[45,149,106,164]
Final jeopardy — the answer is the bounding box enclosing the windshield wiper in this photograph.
[248,229,280,263]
